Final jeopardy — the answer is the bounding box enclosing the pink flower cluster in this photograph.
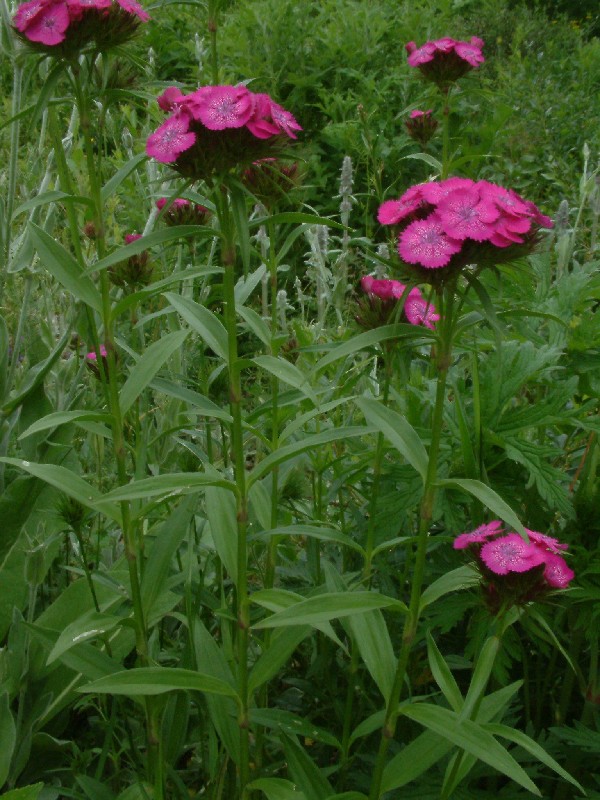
[454,521,574,609]
[378,177,553,274]
[156,197,211,226]
[13,0,148,49]
[406,36,484,88]
[360,276,440,330]
[146,85,301,178]
[405,109,438,146]
[85,344,107,361]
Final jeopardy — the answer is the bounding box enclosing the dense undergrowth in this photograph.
[0,0,599,799]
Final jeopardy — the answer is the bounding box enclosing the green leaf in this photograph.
[2,325,71,416]
[254,525,365,556]
[205,485,238,586]
[247,778,305,800]
[282,734,334,800]
[101,153,146,203]
[251,211,345,230]
[347,610,396,702]
[112,267,222,319]
[18,410,112,440]
[27,623,123,681]
[119,329,188,414]
[357,397,429,481]
[325,794,368,800]
[460,636,501,720]
[164,292,228,362]
[0,314,9,402]
[0,784,44,800]
[141,498,196,619]
[230,183,251,273]
[0,458,121,524]
[78,667,240,700]
[253,591,405,630]
[0,692,16,786]
[420,565,479,613]
[426,631,463,713]
[13,191,92,217]
[238,303,271,348]
[248,627,310,694]
[381,730,453,793]
[47,611,122,665]
[401,704,540,795]
[402,152,443,172]
[254,355,319,406]
[29,222,102,312]
[97,471,236,504]
[75,775,117,800]
[250,707,340,749]
[484,722,584,792]
[87,226,210,275]
[249,426,373,485]
[314,324,429,372]
[437,478,526,537]
[151,377,232,423]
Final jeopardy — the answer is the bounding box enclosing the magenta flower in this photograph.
[379,177,553,278]
[361,276,406,301]
[115,0,148,20]
[437,186,499,242]
[398,215,462,268]
[24,2,69,45]
[543,554,575,589]
[155,197,211,226]
[454,522,573,611]
[146,85,301,180]
[403,289,440,329]
[146,113,196,164]
[405,109,438,146]
[193,85,255,130]
[480,533,546,576]
[453,520,504,550]
[406,36,485,89]
[86,345,107,361]
[13,0,149,51]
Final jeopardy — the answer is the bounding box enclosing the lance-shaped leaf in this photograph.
[29,223,102,312]
[18,410,112,441]
[97,471,236,504]
[78,667,240,701]
[164,292,228,363]
[314,324,430,373]
[0,458,121,524]
[437,478,526,537]
[47,611,123,664]
[119,329,189,414]
[400,703,540,795]
[357,396,428,481]
[254,356,319,407]
[253,591,405,630]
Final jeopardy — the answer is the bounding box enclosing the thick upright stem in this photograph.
[217,188,251,795]
[369,285,456,800]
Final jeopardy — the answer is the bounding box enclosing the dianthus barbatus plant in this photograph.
[378,176,553,285]
[454,521,574,613]
[406,35,485,91]
[13,0,149,54]
[357,275,440,330]
[146,84,301,181]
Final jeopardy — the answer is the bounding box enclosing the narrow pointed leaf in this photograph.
[253,591,405,630]
[78,667,240,700]
[437,478,526,537]
[357,397,428,481]
[401,704,540,795]
[282,734,333,800]
[119,329,188,414]
[97,471,236,503]
[426,631,463,713]
[247,778,305,800]
[29,223,102,312]
[164,292,228,362]
[254,355,319,406]
[18,410,112,440]
[420,565,479,613]
[0,458,121,523]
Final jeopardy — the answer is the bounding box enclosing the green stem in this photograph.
[0,62,22,305]
[363,347,394,579]
[217,187,251,796]
[369,285,456,800]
